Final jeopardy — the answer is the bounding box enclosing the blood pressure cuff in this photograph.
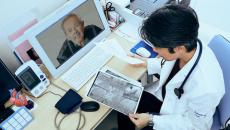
[55,89,82,114]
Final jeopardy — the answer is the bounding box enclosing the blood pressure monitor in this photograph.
[15,60,50,97]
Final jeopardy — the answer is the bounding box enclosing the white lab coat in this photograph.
[145,43,225,130]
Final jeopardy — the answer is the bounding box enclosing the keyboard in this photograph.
[61,46,113,91]
[0,107,33,130]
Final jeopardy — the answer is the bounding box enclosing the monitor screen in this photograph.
[27,0,110,79]
[0,58,21,107]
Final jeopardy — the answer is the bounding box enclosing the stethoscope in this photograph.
[161,39,203,99]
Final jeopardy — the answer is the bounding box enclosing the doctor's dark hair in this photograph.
[140,5,199,53]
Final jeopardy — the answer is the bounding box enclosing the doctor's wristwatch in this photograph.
[148,114,154,126]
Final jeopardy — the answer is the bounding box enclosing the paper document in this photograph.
[97,39,144,64]
[114,22,141,43]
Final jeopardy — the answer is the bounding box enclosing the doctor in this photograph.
[117,5,225,130]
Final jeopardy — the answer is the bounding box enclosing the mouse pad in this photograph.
[130,40,158,58]
[87,70,143,115]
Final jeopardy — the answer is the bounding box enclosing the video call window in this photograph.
[36,0,104,68]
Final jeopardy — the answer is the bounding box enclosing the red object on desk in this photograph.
[9,89,28,107]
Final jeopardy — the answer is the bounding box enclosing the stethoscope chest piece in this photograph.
[174,88,184,99]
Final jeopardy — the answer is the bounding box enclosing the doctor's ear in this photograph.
[173,46,186,53]
[168,47,181,54]
[168,47,175,54]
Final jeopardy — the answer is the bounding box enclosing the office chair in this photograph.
[209,35,230,130]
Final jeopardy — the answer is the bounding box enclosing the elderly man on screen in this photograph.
[57,14,102,64]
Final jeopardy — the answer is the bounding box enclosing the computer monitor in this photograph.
[26,0,110,79]
[0,58,21,110]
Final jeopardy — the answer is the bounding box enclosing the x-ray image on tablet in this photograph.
[87,71,143,115]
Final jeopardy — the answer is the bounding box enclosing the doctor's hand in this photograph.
[129,113,150,129]
[128,54,147,67]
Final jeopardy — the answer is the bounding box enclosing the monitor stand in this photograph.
[0,106,14,124]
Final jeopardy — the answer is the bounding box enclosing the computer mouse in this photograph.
[136,47,151,58]
[80,101,100,112]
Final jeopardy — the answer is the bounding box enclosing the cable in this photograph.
[54,111,61,130]
[51,82,68,92]
[23,81,85,129]
[76,110,81,130]
[22,87,62,99]
[21,84,64,98]
[54,109,86,130]
[30,82,67,98]
[76,109,86,130]
[43,82,86,129]
[38,91,62,98]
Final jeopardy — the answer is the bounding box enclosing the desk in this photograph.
[25,33,146,130]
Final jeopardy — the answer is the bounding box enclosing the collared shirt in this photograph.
[162,59,180,100]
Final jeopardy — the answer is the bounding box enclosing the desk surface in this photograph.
[25,33,146,130]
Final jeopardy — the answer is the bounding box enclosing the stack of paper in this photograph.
[97,39,144,64]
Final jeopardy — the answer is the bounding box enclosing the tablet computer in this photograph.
[87,69,143,115]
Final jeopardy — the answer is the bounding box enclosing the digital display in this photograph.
[36,0,104,68]
[19,67,40,90]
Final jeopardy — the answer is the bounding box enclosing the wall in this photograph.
[190,0,230,44]
[0,0,66,72]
